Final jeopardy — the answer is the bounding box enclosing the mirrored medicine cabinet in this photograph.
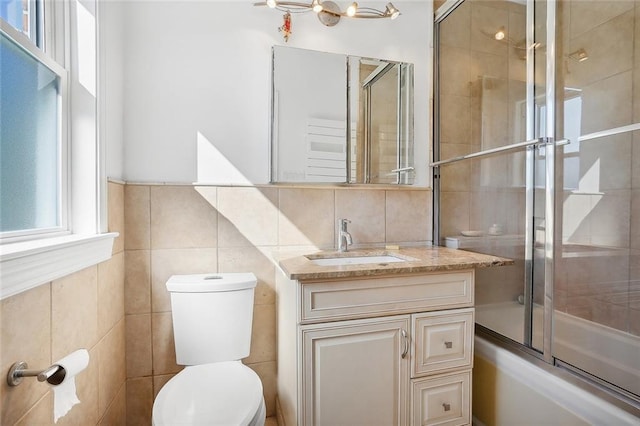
[270,45,415,185]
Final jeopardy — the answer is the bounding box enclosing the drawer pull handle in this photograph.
[443,403,451,412]
[444,341,453,349]
[401,329,409,359]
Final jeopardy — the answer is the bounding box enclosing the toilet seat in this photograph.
[152,361,265,426]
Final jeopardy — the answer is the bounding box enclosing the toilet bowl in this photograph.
[151,273,265,426]
[152,362,265,426]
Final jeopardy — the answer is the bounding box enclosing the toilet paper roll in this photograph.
[50,349,90,423]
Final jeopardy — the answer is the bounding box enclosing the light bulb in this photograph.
[266,0,277,8]
[386,2,399,19]
[494,27,506,41]
[312,0,323,13]
[347,2,358,17]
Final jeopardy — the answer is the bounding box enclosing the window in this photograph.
[0,1,115,299]
[1,1,66,240]
[0,0,39,44]
[0,30,65,238]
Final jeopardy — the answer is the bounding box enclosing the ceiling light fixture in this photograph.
[481,26,543,52]
[385,2,400,19]
[568,48,589,62]
[254,1,401,27]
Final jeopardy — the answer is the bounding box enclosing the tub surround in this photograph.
[474,335,640,424]
[278,246,512,280]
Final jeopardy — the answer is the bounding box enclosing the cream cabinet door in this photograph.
[301,315,411,426]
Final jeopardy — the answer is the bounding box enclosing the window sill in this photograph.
[0,232,117,300]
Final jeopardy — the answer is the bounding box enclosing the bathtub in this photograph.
[473,302,640,425]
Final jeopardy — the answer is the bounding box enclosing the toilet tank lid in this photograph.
[166,273,257,293]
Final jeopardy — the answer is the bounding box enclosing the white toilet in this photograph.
[152,273,266,426]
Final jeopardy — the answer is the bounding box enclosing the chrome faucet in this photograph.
[337,219,353,252]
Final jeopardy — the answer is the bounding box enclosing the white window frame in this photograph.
[0,0,115,300]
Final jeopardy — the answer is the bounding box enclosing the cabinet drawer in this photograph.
[412,308,474,377]
[411,370,471,426]
[300,271,474,323]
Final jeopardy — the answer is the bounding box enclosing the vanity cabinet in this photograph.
[276,269,475,426]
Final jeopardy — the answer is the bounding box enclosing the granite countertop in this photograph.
[277,246,513,281]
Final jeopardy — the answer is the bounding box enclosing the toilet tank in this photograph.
[166,273,257,365]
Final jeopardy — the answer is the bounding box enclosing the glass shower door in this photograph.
[435,0,549,352]
[437,0,640,402]
[551,0,640,399]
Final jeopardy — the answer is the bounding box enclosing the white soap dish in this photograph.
[461,230,484,237]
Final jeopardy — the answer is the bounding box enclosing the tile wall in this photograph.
[437,0,527,241]
[555,0,640,335]
[437,0,640,335]
[0,182,126,425]
[123,183,432,424]
[437,0,527,305]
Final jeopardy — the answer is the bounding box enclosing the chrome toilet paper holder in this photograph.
[7,361,66,386]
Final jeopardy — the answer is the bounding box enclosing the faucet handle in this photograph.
[339,218,351,227]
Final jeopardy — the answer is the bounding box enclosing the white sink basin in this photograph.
[308,255,407,266]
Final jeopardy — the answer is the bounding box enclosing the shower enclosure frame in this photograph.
[434,0,640,409]
[433,0,557,363]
